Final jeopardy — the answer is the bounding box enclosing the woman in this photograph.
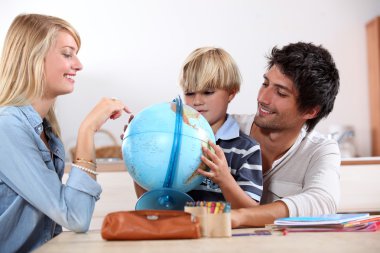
[0,14,130,252]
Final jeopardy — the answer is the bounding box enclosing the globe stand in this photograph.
[135,188,193,210]
[135,96,194,210]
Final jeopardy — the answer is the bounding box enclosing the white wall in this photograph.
[1,0,379,158]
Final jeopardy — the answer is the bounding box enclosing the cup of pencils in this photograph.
[185,201,232,237]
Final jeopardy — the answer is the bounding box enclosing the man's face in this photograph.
[254,65,309,131]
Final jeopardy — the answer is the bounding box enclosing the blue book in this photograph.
[274,213,370,226]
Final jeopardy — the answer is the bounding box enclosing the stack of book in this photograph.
[270,213,380,232]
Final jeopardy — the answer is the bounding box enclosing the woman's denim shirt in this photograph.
[0,105,102,253]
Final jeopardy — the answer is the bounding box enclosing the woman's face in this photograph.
[44,31,82,98]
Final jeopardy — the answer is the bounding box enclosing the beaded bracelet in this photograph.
[72,163,99,176]
[75,158,97,168]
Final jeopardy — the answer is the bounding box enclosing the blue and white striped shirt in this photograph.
[188,115,263,202]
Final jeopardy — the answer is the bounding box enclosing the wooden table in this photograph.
[33,229,380,253]
[46,159,380,252]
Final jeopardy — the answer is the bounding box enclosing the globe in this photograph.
[122,99,215,196]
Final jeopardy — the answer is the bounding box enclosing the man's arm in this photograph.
[231,139,341,228]
[281,141,341,217]
[231,201,289,228]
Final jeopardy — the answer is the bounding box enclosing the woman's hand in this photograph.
[81,97,132,133]
[74,97,132,174]
[120,114,134,140]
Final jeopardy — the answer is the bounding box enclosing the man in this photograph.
[231,42,340,227]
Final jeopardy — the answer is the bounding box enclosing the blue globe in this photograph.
[122,101,215,193]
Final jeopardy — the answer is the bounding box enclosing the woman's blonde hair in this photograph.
[179,47,241,93]
[0,13,81,137]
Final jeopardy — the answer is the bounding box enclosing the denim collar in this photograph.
[19,105,44,135]
[18,105,65,160]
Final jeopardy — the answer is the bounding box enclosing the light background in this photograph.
[1,0,379,159]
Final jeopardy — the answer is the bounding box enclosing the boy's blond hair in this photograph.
[179,47,241,93]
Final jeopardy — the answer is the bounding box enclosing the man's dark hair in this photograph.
[267,42,340,132]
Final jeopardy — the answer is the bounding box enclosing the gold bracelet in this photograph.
[75,158,97,168]
[72,163,99,176]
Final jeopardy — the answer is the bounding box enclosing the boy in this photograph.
[179,47,262,208]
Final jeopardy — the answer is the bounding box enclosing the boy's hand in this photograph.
[197,140,233,186]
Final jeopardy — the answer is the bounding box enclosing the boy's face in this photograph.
[184,88,235,134]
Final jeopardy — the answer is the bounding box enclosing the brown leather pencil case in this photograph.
[101,210,201,240]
